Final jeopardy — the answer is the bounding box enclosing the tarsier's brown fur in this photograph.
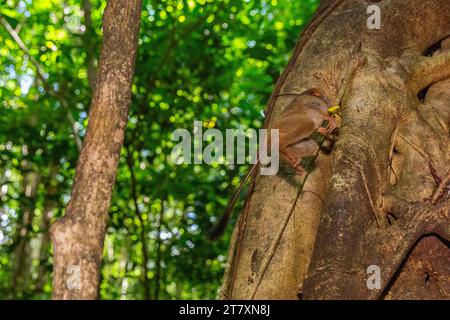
[209,88,336,239]
[270,88,336,174]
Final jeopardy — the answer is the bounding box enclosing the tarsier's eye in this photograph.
[310,89,321,97]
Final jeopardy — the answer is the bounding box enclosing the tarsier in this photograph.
[209,88,337,240]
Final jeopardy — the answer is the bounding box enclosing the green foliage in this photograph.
[0,0,318,299]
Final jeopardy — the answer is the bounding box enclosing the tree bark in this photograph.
[50,0,143,300]
[222,0,450,300]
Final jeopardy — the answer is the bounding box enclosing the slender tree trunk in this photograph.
[125,144,151,300]
[35,164,59,293]
[119,243,130,300]
[154,199,165,300]
[50,0,143,299]
[222,0,450,300]
[11,162,40,298]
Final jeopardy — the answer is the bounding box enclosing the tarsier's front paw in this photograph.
[317,117,337,135]
[294,164,305,175]
[325,116,337,134]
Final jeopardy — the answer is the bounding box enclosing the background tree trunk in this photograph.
[50,0,143,300]
[222,0,450,300]
[10,161,40,298]
[35,164,59,294]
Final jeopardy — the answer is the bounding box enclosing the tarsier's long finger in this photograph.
[327,123,336,134]
[295,164,305,175]
[326,117,337,133]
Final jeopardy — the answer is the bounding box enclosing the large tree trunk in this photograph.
[222,0,450,300]
[50,0,143,300]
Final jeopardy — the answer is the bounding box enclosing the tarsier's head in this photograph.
[287,88,333,114]
[303,88,332,108]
